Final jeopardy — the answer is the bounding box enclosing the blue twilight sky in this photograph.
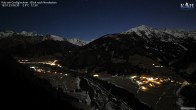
[0,0,196,40]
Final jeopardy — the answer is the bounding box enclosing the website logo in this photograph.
[180,2,194,10]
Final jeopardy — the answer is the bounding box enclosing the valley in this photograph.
[17,58,189,110]
[0,25,196,110]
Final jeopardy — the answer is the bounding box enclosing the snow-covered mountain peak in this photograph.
[0,30,15,38]
[122,25,196,40]
[45,34,65,41]
[0,30,91,45]
[67,38,89,46]
[132,25,154,31]
[125,25,154,33]
[123,25,160,37]
[19,31,39,36]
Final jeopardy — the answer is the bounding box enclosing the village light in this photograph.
[93,74,99,77]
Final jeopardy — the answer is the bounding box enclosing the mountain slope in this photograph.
[67,38,89,46]
[0,32,79,59]
[21,40,78,58]
[62,26,196,76]
[124,25,196,40]
[170,44,196,83]
[0,51,78,109]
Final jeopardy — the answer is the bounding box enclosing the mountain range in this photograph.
[0,25,195,82]
[0,30,89,46]
[0,25,196,109]
[62,25,196,82]
[0,30,89,59]
[0,25,196,74]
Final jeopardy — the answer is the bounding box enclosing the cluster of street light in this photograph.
[29,66,64,74]
[30,66,45,73]
[18,59,63,68]
[152,64,164,68]
[93,74,99,78]
[18,59,67,78]
[130,75,174,91]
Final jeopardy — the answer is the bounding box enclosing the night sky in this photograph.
[0,0,196,40]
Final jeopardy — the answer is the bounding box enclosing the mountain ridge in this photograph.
[62,25,196,80]
[123,25,196,40]
[0,30,89,46]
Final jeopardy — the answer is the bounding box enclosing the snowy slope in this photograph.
[67,38,89,46]
[0,30,15,38]
[44,34,65,41]
[0,30,90,46]
[123,25,196,40]
[161,29,196,40]
[19,31,39,36]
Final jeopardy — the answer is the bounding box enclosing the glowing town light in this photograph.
[93,74,99,77]
[21,60,29,62]
[64,74,68,76]
[149,83,154,87]
[141,76,147,79]
[60,73,63,75]
[36,69,43,72]
[155,66,161,68]
[30,66,36,69]
[155,81,161,85]
[146,77,154,81]
[57,64,62,68]
[50,60,58,66]
[136,81,143,85]
[129,75,181,89]
[152,64,155,66]
[160,79,164,82]
[140,86,147,91]
[131,75,137,79]
[142,80,149,83]
[182,81,190,85]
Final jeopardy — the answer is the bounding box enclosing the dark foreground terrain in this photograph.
[0,51,78,110]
